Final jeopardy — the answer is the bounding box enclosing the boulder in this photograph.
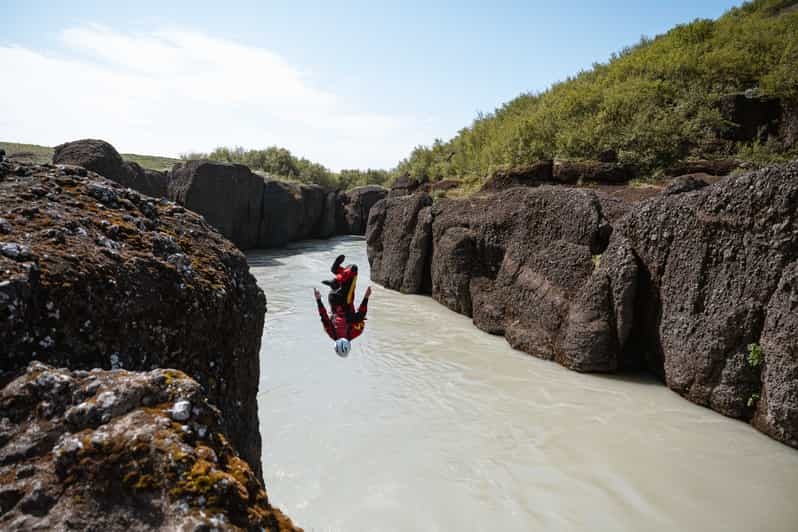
[168,160,264,250]
[0,363,298,531]
[1,161,267,476]
[337,185,388,235]
[53,139,125,182]
[662,174,710,196]
[480,161,553,192]
[52,139,168,198]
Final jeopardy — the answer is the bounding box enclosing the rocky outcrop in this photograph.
[169,160,264,250]
[553,160,634,184]
[337,185,388,235]
[610,162,798,441]
[388,175,422,197]
[366,192,432,290]
[0,161,267,477]
[480,161,553,192]
[366,161,798,448]
[53,139,168,198]
[0,363,298,531]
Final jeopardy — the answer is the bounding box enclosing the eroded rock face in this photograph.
[614,162,798,438]
[366,161,798,448]
[0,363,298,531]
[0,161,267,477]
[169,160,265,250]
[366,192,433,290]
[53,139,168,199]
[337,185,388,235]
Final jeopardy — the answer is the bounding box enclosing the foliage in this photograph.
[182,145,390,189]
[747,342,764,367]
[747,392,761,408]
[393,1,798,185]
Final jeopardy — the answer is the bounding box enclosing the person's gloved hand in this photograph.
[313,288,321,300]
[365,286,372,298]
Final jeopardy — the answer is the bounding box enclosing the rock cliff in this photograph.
[366,161,798,448]
[0,363,298,531]
[0,160,266,480]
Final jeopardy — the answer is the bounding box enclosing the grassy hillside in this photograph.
[0,141,181,171]
[396,0,798,187]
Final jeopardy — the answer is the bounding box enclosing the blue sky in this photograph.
[1,0,741,169]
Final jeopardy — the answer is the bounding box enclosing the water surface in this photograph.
[252,236,798,532]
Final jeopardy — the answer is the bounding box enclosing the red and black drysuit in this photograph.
[317,255,368,340]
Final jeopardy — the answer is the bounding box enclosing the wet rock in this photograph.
[0,363,298,531]
[1,161,267,478]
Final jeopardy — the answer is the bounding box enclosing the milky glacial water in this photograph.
[252,236,798,532]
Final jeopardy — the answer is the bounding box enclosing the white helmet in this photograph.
[334,338,351,357]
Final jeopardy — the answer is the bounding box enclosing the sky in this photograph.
[1,0,742,170]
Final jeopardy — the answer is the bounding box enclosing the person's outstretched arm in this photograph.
[354,286,372,320]
[315,288,335,339]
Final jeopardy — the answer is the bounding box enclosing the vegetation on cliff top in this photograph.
[395,0,798,186]
[182,145,391,189]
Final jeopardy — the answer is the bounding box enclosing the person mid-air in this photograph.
[314,254,371,357]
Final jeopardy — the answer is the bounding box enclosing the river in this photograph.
[251,236,798,532]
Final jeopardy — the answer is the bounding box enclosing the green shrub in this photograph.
[747,342,764,367]
[393,1,798,186]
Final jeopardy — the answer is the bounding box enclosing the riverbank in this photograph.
[366,161,798,449]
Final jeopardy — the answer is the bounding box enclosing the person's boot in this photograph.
[331,254,345,274]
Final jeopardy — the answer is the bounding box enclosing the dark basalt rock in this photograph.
[0,363,299,531]
[388,175,422,197]
[366,160,798,448]
[611,161,798,445]
[553,160,634,184]
[52,139,168,199]
[336,185,388,235]
[0,161,267,477]
[366,192,432,290]
[480,161,553,192]
[169,160,264,250]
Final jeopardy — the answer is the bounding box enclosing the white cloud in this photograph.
[0,25,433,170]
